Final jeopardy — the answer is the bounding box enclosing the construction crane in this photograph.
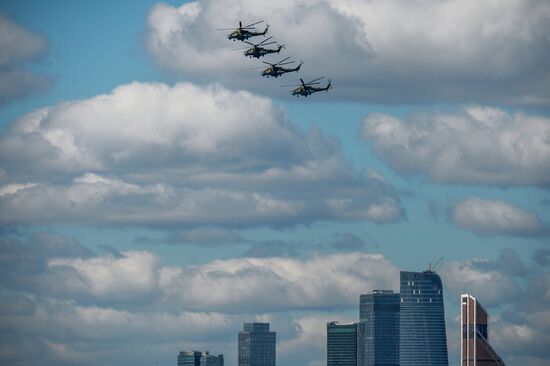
[427,257,444,272]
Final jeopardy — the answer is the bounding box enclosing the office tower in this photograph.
[178,351,202,366]
[238,322,276,366]
[360,290,400,366]
[400,270,448,366]
[461,294,506,366]
[327,321,365,366]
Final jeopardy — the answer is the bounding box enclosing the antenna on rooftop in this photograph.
[428,257,444,272]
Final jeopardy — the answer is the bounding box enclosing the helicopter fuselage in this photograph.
[261,64,301,78]
[227,26,268,41]
[292,83,331,97]
[245,45,282,59]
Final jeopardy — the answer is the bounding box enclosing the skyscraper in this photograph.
[327,321,365,366]
[360,290,400,366]
[238,322,276,366]
[400,270,448,366]
[461,294,506,366]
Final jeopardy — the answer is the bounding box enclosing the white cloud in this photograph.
[47,250,398,312]
[49,251,160,302]
[0,81,403,227]
[362,106,550,187]
[452,197,547,237]
[441,259,523,307]
[146,0,550,105]
[0,14,51,104]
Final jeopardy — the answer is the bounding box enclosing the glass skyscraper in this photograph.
[238,322,276,366]
[360,290,400,366]
[461,294,506,366]
[327,321,365,366]
[400,270,448,366]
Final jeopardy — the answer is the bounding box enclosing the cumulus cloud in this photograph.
[0,81,403,227]
[0,14,51,104]
[451,197,548,237]
[0,295,244,366]
[441,258,523,308]
[52,251,398,313]
[146,0,550,105]
[0,232,398,312]
[362,106,550,187]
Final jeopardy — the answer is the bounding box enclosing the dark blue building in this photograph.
[327,321,365,366]
[399,270,448,366]
[360,290,400,366]
[238,322,276,366]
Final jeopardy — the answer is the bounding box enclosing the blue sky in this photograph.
[1,1,549,366]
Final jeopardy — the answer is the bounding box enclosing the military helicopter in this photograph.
[260,57,303,78]
[241,36,284,58]
[283,77,332,97]
[217,21,269,41]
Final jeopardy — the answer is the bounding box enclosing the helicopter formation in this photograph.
[217,20,331,97]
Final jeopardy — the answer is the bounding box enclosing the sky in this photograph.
[0,0,549,365]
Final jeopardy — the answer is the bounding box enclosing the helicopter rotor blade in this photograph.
[216,28,236,31]
[260,42,277,47]
[280,84,299,87]
[278,61,295,66]
[262,61,276,66]
[300,78,305,85]
[239,21,242,29]
[243,41,255,46]
[257,36,273,45]
[243,20,264,28]
[274,57,291,65]
[306,76,325,84]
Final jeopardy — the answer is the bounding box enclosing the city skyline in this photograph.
[178,277,506,366]
[0,1,548,366]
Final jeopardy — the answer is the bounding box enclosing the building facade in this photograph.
[399,270,448,366]
[201,353,224,366]
[178,351,223,366]
[327,321,365,366]
[178,351,202,366]
[238,322,276,366]
[461,294,506,366]
[360,290,400,366]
